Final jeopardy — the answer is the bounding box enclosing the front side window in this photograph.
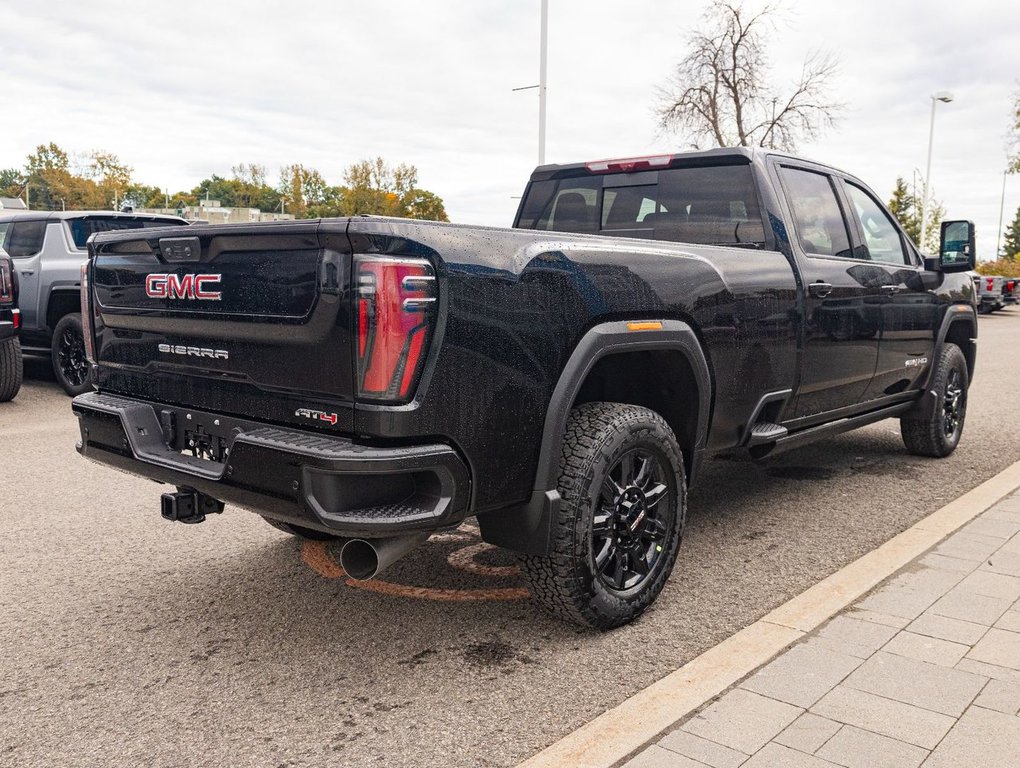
[5,219,47,258]
[845,183,908,265]
[779,167,853,258]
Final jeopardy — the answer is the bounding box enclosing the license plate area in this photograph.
[183,426,228,463]
[157,406,248,465]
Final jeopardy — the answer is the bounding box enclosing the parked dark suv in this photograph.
[0,246,22,401]
[0,210,187,394]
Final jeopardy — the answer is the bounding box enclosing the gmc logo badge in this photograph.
[146,273,222,300]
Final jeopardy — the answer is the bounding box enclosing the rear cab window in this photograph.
[516,163,768,248]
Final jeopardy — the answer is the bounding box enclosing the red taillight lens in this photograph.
[80,262,96,364]
[986,278,995,291]
[0,260,15,306]
[355,256,436,402]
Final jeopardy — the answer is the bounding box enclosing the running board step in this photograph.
[752,401,914,458]
[747,422,788,446]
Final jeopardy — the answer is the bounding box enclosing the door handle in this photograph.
[880,285,901,295]
[808,281,832,298]
[20,270,34,277]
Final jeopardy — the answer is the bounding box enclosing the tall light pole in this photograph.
[996,169,1008,258]
[538,0,548,165]
[919,91,954,250]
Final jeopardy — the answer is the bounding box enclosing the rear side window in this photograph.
[517,165,767,247]
[779,168,853,259]
[67,216,187,249]
[4,219,47,258]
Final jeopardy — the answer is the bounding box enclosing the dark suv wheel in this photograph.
[0,337,23,402]
[51,313,92,396]
[900,343,969,457]
[519,402,686,630]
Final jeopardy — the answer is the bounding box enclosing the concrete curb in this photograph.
[517,458,1020,768]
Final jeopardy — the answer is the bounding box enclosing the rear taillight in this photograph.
[986,278,995,291]
[0,260,16,306]
[354,255,437,402]
[80,262,96,363]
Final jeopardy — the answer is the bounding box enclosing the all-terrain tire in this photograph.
[260,516,344,541]
[51,313,93,396]
[520,402,686,630]
[900,343,969,458]
[0,337,23,402]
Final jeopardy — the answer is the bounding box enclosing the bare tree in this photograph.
[656,1,841,151]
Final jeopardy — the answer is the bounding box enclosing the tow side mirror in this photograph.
[937,220,976,272]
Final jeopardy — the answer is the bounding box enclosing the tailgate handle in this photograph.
[159,237,202,263]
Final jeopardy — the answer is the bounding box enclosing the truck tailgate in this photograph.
[86,220,356,432]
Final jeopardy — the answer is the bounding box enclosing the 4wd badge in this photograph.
[295,408,338,426]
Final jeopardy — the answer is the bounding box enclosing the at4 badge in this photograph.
[295,408,338,426]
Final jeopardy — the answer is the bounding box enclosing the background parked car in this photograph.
[0,246,23,401]
[0,210,187,394]
[976,274,1005,314]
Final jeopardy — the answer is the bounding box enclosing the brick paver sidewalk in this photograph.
[624,491,1020,768]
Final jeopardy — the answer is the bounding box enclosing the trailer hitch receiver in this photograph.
[160,488,225,524]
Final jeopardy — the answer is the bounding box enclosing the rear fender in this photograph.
[478,319,711,555]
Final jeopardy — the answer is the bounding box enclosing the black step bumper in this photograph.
[0,309,18,340]
[72,391,471,537]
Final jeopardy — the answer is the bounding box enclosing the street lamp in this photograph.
[919,90,954,251]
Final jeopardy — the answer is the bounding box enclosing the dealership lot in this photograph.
[2,312,1019,768]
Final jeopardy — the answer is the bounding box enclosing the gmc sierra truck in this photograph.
[73,148,978,629]
[0,248,22,401]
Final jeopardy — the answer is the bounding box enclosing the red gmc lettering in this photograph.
[145,273,222,300]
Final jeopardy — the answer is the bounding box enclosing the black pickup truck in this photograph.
[0,249,22,401]
[73,148,978,629]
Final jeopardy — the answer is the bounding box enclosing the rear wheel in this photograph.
[0,337,23,402]
[520,402,686,630]
[901,343,968,457]
[51,313,92,396]
[260,516,344,541]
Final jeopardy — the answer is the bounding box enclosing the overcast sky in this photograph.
[1,0,1017,256]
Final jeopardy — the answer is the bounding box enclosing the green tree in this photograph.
[1002,206,1020,259]
[24,142,105,209]
[278,164,328,218]
[333,158,448,221]
[888,175,943,253]
[0,168,24,199]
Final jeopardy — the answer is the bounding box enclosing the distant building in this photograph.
[0,197,27,210]
[138,201,295,224]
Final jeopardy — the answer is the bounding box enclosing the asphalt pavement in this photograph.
[2,311,1019,768]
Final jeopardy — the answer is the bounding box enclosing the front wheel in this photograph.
[900,343,969,457]
[51,313,92,396]
[520,402,686,630]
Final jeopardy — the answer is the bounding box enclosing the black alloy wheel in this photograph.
[50,313,93,396]
[519,402,686,630]
[593,449,674,593]
[901,342,968,458]
[942,368,965,440]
